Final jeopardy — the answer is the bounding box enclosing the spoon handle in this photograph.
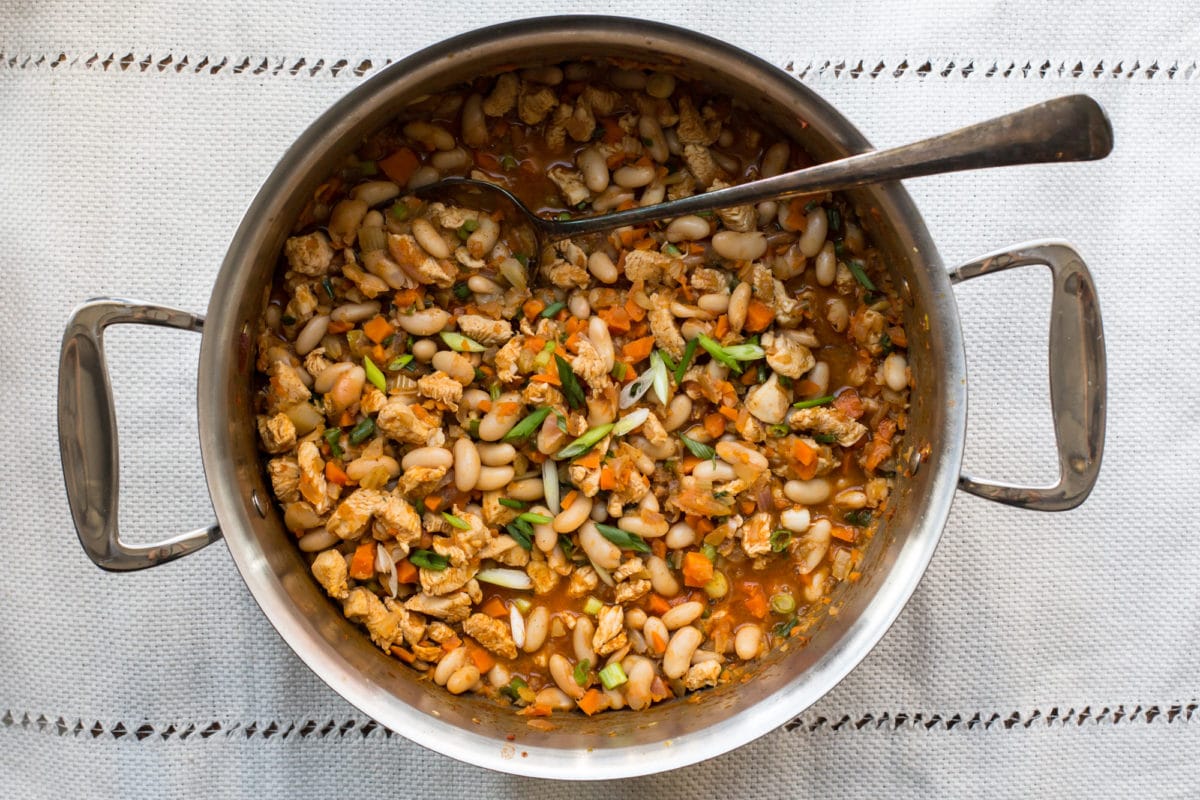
[550,94,1112,238]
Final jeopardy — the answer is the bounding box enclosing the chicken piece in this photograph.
[419,561,476,596]
[431,509,491,566]
[622,249,675,284]
[666,175,696,202]
[267,456,300,503]
[675,96,721,145]
[387,233,457,287]
[493,540,531,567]
[417,371,463,411]
[411,642,443,662]
[302,348,332,380]
[771,279,805,328]
[548,166,591,206]
[690,267,728,293]
[428,203,480,231]
[788,406,868,447]
[456,314,514,346]
[266,362,311,412]
[311,549,349,600]
[404,590,472,623]
[763,330,816,379]
[542,239,590,289]
[296,441,331,514]
[683,144,719,188]
[482,72,519,116]
[257,412,296,454]
[481,491,520,527]
[342,587,412,650]
[327,488,385,540]
[567,566,599,598]
[478,533,522,561]
[284,283,319,324]
[570,337,609,385]
[580,85,621,117]
[592,605,628,656]
[372,493,423,550]
[745,373,791,425]
[341,261,390,298]
[684,660,722,691]
[647,293,686,359]
[835,261,856,295]
[493,336,525,383]
[526,560,560,595]
[544,104,573,152]
[865,477,890,507]
[563,101,597,142]
[739,512,774,557]
[425,620,457,643]
[359,385,388,415]
[612,557,646,583]
[709,179,758,232]
[376,399,446,447]
[284,231,335,276]
[518,83,559,125]
[614,579,652,604]
[521,380,564,410]
[463,613,518,659]
[396,465,448,498]
[569,463,603,498]
[640,411,669,448]
[670,476,736,517]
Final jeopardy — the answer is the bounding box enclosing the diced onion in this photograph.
[375,545,399,598]
[649,352,670,406]
[498,256,527,291]
[591,560,615,587]
[619,368,655,409]
[509,604,526,649]
[611,407,649,438]
[542,459,561,514]
[476,568,533,590]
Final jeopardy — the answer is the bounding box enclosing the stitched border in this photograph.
[2,704,1195,741]
[0,51,1196,81]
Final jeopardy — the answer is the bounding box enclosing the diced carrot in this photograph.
[682,551,714,588]
[621,336,656,364]
[617,228,641,247]
[714,314,730,339]
[703,413,726,439]
[629,321,649,338]
[441,635,462,652]
[394,288,421,309]
[649,629,668,653]
[744,300,775,332]
[390,645,416,663]
[378,147,420,185]
[362,315,395,344]
[651,539,667,559]
[742,583,769,619]
[348,542,376,580]
[474,151,501,171]
[793,438,817,466]
[598,307,631,333]
[496,402,520,416]
[327,320,354,335]
[795,379,820,396]
[784,197,808,229]
[739,499,756,516]
[410,403,435,423]
[395,559,418,584]
[523,298,546,319]
[740,369,758,386]
[338,411,355,427]
[561,490,579,509]
[422,495,442,512]
[601,116,624,143]
[599,466,616,491]
[694,517,715,536]
[531,373,561,386]
[521,703,553,718]
[574,451,603,470]
[831,525,858,543]
[467,642,497,673]
[887,325,908,348]
[647,593,672,616]
[624,296,646,322]
[480,596,508,618]
[325,461,349,485]
[681,455,702,474]
[834,388,865,420]
[565,316,587,335]
[577,688,606,717]
[717,406,739,422]
[477,398,492,413]
[616,198,638,212]
[564,331,582,353]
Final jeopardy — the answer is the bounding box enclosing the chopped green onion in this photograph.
[554,423,614,460]
[499,676,528,702]
[358,160,378,176]
[452,282,471,299]
[674,337,699,383]
[518,511,553,525]
[582,596,603,616]
[322,427,343,458]
[503,407,553,442]
[498,497,527,510]
[696,333,760,373]
[879,331,893,356]
[467,418,481,438]
[721,343,766,361]
[792,395,834,409]
[505,520,534,550]
[611,361,628,381]
[618,360,656,408]
[512,597,533,614]
[389,201,409,220]
[594,523,651,554]
[455,219,480,243]
[348,417,376,445]
[321,277,335,299]
[774,617,799,638]
[363,355,387,393]
[813,433,838,444]
[679,433,716,460]
[489,383,502,402]
[556,212,571,221]
[663,243,682,257]
[539,301,565,318]
[410,549,448,571]
[598,662,628,689]
[573,659,591,686]
[649,351,670,405]
[804,200,818,213]
[844,509,873,526]
[439,331,486,352]
[476,567,533,590]
[499,154,519,171]
[828,207,842,233]
[514,253,530,268]
[768,423,790,438]
[641,136,655,147]
[560,535,578,561]
[280,314,297,326]
[442,511,471,530]
[700,543,718,562]
[555,355,586,410]
[770,529,792,553]
[611,407,649,438]
[657,349,678,375]
[703,570,729,599]
[770,592,797,615]
[847,259,876,291]
[387,354,414,371]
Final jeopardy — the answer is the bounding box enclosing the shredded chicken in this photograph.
[463,613,518,659]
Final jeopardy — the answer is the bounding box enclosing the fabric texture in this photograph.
[1,1,1197,796]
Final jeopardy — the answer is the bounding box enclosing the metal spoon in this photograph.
[417,94,1112,265]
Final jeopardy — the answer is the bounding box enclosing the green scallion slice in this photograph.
[518,511,553,525]
[503,407,552,442]
[674,337,699,384]
[439,331,486,352]
[792,395,834,409]
[539,301,565,319]
[498,497,527,510]
[348,417,376,445]
[847,259,876,291]
[387,354,413,371]
[594,523,650,554]
[770,592,797,615]
[700,543,718,562]
[554,423,614,460]
[813,432,838,444]
[363,355,387,393]
[442,511,471,530]
[611,361,628,381]
[598,662,627,689]
[770,529,792,553]
[679,433,716,460]
[410,549,448,571]
[505,520,534,550]
[321,277,335,299]
[322,427,343,459]
[844,509,872,526]
[452,282,471,299]
[573,659,591,687]
[555,354,586,410]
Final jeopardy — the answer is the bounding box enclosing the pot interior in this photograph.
[199,17,965,778]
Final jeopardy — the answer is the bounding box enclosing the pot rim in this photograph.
[198,15,966,779]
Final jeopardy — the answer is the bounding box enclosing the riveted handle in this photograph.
[950,242,1106,511]
[58,298,221,570]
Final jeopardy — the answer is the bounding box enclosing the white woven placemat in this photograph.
[2,2,1198,796]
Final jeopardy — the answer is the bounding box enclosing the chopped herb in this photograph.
[814,432,838,444]
[280,314,297,326]
[518,511,554,525]
[409,549,448,571]
[611,361,628,381]
[452,282,472,299]
[844,509,873,526]
[828,207,842,232]
[539,301,565,319]
[573,659,591,687]
[700,543,718,562]
[674,337,699,383]
[598,662,628,689]
[679,433,716,460]
[363,355,387,393]
[778,374,793,389]
[499,154,519,171]
[770,529,792,552]
[559,535,578,561]
[663,243,682,257]
[499,676,528,702]
[442,511,471,530]
[583,596,603,615]
[773,616,799,638]
[697,334,741,372]
[505,521,533,550]
[697,210,715,218]
[512,597,532,614]
[321,277,335,299]
[792,395,834,409]
[439,331,486,352]
[555,355,586,410]
[498,497,527,510]
[413,498,426,515]
[722,342,766,361]
[387,354,413,371]
[473,367,488,383]
[389,201,409,220]
[514,253,530,268]
[554,423,614,460]
[595,523,651,554]
[847,259,876,291]
[467,419,481,438]
[322,427,343,459]
[348,417,376,445]
[611,407,650,437]
[556,212,572,221]
[879,331,893,356]
[504,407,553,442]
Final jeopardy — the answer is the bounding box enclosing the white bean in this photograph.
[834,489,868,510]
[294,315,329,356]
[757,200,779,226]
[646,556,680,597]
[475,465,515,491]
[639,181,666,207]
[577,147,610,193]
[284,502,322,532]
[625,608,648,631]
[646,71,676,98]
[431,350,475,385]
[433,646,468,685]
[553,496,594,533]
[734,625,763,660]
[624,658,655,710]
[697,292,730,314]
[446,664,480,695]
[573,617,596,664]
[524,606,550,652]
[609,68,647,89]
[578,521,621,569]
[799,208,828,257]
[803,566,830,604]
[665,521,697,549]
[298,528,338,552]
[662,395,692,432]
[815,241,837,286]
[711,230,767,261]
[403,120,455,151]
[327,366,366,412]
[461,94,488,147]
[569,294,590,319]
[592,186,635,212]
[476,442,516,466]
[549,653,586,700]
[284,401,323,435]
[761,142,790,177]
[331,301,381,324]
[411,218,451,259]
[661,601,704,630]
[351,181,401,207]
[785,477,832,505]
[796,519,832,574]
[693,459,736,484]
[508,478,544,502]
[401,447,453,471]
[452,438,481,492]
[588,316,615,371]
[395,308,450,336]
[618,514,668,539]
[587,251,619,284]
[521,65,563,85]
[728,281,752,333]
[827,297,850,332]
[467,216,499,259]
[313,361,353,394]
[431,147,470,172]
[806,361,830,396]
[666,214,710,242]
[884,353,909,391]
[328,199,368,247]
[535,687,575,711]
[663,626,703,679]
[407,165,440,190]
[478,394,523,441]
[780,507,812,533]
[488,663,511,688]
[613,163,656,188]
[643,617,669,654]
[345,455,400,481]
[638,115,670,163]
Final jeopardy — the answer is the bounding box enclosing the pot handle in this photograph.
[949,241,1106,511]
[58,298,222,571]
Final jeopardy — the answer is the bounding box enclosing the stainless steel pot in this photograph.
[57,17,1106,779]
